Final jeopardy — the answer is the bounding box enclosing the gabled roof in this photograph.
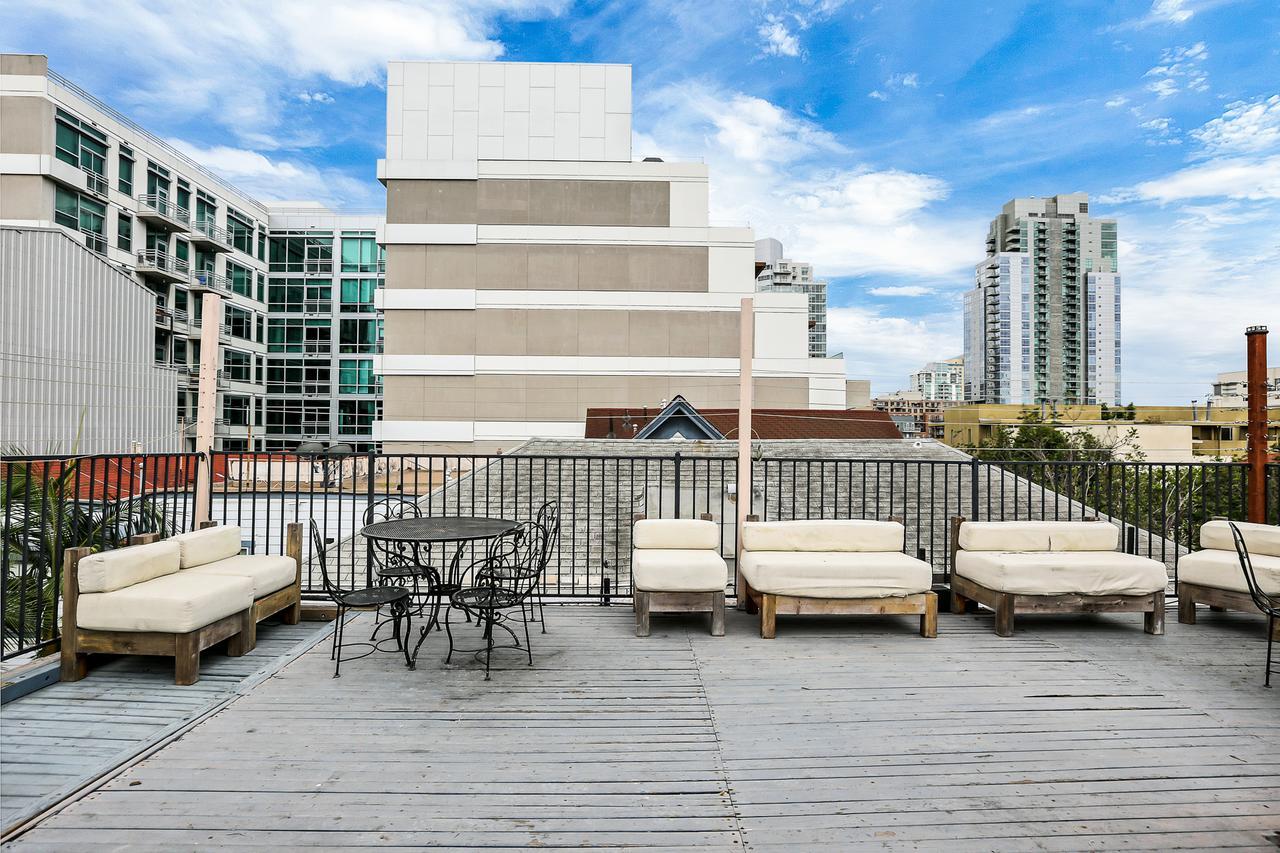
[585,399,902,440]
[633,396,725,440]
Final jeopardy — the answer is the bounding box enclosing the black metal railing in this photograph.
[1,453,200,660]
[4,449,1277,660]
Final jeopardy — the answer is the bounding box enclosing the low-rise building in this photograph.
[911,356,965,401]
[873,390,961,439]
[1209,366,1280,407]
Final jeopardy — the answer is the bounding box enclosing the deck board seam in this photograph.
[687,630,749,851]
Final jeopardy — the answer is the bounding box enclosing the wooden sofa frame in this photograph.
[60,523,303,685]
[1176,515,1280,640]
[740,515,938,640]
[632,514,726,637]
[948,516,1165,638]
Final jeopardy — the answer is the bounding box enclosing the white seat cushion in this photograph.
[1179,549,1280,596]
[633,519,719,550]
[186,555,297,597]
[958,521,1118,552]
[77,541,179,593]
[741,520,903,553]
[1199,520,1280,558]
[632,549,727,592]
[169,525,243,568]
[955,551,1168,596]
[740,551,931,598]
[76,572,254,634]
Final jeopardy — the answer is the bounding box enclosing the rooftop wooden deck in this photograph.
[2,604,1278,850]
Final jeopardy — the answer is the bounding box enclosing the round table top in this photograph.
[361,516,519,544]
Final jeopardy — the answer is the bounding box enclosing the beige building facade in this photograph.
[376,61,846,453]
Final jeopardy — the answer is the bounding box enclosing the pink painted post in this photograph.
[192,292,222,526]
[736,297,754,609]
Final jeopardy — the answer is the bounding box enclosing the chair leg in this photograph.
[175,632,201,686]
[760,594,777,640]
[444,604,456,664]
[1145,591,1165,636]
[1267,614,1274,689]
[920,592,938,639]
[523,604,533,666]
[710,591,725,637]
[635,591,651,637]
[538,587,547,634]
[1178,592,1197,624]
[333,606,346,678]
[400,600,414,669]
[994,594,1015,637]
[484,611,494,681]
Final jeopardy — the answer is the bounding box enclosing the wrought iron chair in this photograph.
[1228,522,1280,688]
[310,520,413,678]
[529,501,560,633]
[363,497,438,632]
[445,519,549,680]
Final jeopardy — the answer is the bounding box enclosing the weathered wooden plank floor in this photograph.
[0,619,325,834]
[4,604,1279,850]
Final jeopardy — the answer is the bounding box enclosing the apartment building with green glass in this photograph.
[0,54,384,451]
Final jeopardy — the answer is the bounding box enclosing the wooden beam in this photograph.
[736,296,753,610]
[192,292,223,527]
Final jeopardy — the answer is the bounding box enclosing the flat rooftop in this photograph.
[3,605,1277,849]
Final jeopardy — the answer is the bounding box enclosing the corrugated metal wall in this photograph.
[0,226,180,453]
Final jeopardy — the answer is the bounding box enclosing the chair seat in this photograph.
[740,550,931,598]
[375,564,432,579]
[185,554,296,597]
[955,551,1168,596]
[1180,549,1280,596]
[451,586,522,610]
[77,572,254,633]
[633,549,727,592]
[339,586,410,608]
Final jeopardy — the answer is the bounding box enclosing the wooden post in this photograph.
[1245,325,1268,523]
[736,297,754,610]
[60,547,92,682]
[193,292,223,527]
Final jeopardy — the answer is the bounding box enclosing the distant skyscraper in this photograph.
[755,238,829,359]
[963,193,1120,405]
[911,356,965,401]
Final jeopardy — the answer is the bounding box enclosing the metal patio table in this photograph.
[361,516,519,664]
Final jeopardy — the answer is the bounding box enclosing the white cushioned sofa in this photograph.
[948,518,1168,637]
[632,516,727,637]
[61,523,302,685]
[739,518,936,639]
[1177,519,1280,630]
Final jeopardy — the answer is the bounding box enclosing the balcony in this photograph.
[135,249,190,284]
[134,194,189,231]
[189,270,231,294]
[189,218,233,252]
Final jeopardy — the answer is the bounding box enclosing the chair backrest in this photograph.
[309,519,346,602]
[535,500,560,572]
[1228,522,1280,616]
[478,520,546,602]
[363,497,422,525]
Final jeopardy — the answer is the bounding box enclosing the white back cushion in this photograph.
[77,540,180,594]
[169,525,243,568]
[958,521,1119,552]
[741,520,903,553]
[1200,519,1280,557]
[633,519,718,550]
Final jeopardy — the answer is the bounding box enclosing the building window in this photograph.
[340,235,381,272]
[117,210,132,251]
[268,317,331,353]
[265,398,329,436]
[53,186,106,253]
[269,279,332,313]
[53,110,107,184]
[339,318,382,354]
[224,348,253,382]
[223,395,251,427]
[227,209,254,254]
[146,165,171,201]
[118,147,134,194]
[267,360,330,395]
[195,193,217,230]
[225,305,254,340]
[257,226,267,261]
[338,400,380,436]
[340,278,378,313]
[338,359,379,395]
[269,233,332,273]
[227,261,253,297]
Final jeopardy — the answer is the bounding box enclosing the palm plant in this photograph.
[2,451,176,655]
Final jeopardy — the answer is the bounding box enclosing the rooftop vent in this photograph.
[641,156,664,162]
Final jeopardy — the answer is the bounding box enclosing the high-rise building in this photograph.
[910,356,965,401]
[963,193,1120,405]
[0,54,385,452]
[376,61,845,453]
[754,239,829,359]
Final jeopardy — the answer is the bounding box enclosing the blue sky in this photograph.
[4,0,1277,402]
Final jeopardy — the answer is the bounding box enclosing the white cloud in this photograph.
[1150,0,1194,24]
[19,0,565,140]
[1144,42,1209,99]
[638,83,979,280]
[297,91,335,104]
[1106,96,1129,108]
[869,72,922,101]
[826,307,962,389]
[1192,94,1280,156]
[1125,155,1280,202]
[867,285,933,297]
[1139,116,1182,145]
[168,139,383,208]
[868,90,887,101]
[758,16,801,57]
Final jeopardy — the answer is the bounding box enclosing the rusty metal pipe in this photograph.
[1246,325,1268,522]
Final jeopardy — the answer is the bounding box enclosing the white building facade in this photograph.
[377,62,844,452]
[910,356,965,401]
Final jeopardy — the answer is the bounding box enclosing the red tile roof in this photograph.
[584,407,902,440]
